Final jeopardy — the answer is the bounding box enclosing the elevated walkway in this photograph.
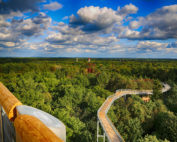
[97,84,171,142]
[0,81,171,142]
[0,82,66,142]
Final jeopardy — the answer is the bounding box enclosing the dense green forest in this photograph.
[0,58,177,142]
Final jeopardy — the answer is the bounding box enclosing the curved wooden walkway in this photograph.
[97,84,171,142]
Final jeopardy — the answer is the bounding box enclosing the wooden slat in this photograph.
[98,93,123,142]
[0,82,22,120]
[14,115,63,142]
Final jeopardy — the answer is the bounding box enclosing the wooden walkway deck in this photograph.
[97,84,171,142]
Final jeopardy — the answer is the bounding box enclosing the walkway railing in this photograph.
[0,82,66,142]
[97,84,171,142]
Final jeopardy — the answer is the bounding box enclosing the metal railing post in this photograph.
[1,107,16,142]
[97,120,99,142]
[103,132,105,142]
[0,106,4,142]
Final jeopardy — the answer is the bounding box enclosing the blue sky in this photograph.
[0,0,177,58]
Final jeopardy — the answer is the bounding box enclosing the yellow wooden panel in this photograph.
[14,115,63,142]
[0,82,22,120]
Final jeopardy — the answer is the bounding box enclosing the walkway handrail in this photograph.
[0,82,64,142]
[0,82,22,120]
[97,83,171,142]
[14,115,63,142]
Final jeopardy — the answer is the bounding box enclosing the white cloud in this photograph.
[69,6,123,32]
[11,12,51,37]
[0,33,12,41]
[0,12,52,53]
[46,33,71,44]
[0,3,176,58]
[2,42,15,47]
[129,20,140,29]
[118,3,138,15]
[62,16,68,20]
[43,2,62,11]
[137,41,168,52]
[46,21,119,48]
[124,4,177,40]
[69,4,138,34]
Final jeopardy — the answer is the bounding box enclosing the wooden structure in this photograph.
[0,83,22,120]
[15,115,62,142]
[142,96,150,102]
[0,82,64,142]
[97,84,171,142]
[87,63,95,73]
[0,81,171,142]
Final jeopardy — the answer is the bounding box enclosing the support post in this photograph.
[97,120,99,142]
[97,120,106,142]
[124,95,127,102]
[103,132,105,142]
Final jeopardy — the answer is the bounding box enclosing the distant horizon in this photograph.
[0,56,177,60]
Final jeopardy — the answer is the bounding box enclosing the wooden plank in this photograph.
[14,115,63,142]
[0,82,22,120]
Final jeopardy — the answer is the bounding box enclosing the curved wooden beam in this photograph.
[0,82,22,120]
[14,114,64,142]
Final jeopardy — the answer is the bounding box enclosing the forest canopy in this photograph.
[0,58,177,142]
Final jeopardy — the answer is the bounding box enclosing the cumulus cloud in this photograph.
[44,21,124,56]
[43,42,125,57]
[0,2,48,47]
[0,16,11,27]
[46,21,119,47]
[117,26,140,39]
[0,41,16,48]
[118,3,138,15]
[46,33,71,45]
[0,0,43,14]
[69,6,123,32]
[11,12,51,37]
[1,2,176,57]
[0,12,51,46]
[52,22,84,35]
[43,2,62,11]
[129,20,140,29]
[69,4,138,33]
[136,41,168,52]
[46,31,118,47]
[124,5,177,40]
[0,28,18,42]
[77,35,118,47]
[33,12,51,24]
